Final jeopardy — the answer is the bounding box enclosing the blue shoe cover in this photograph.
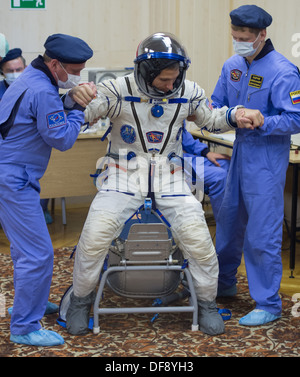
[10,329,64,346]
[217,285,237,298]
[8,301,58,316]
[44,301,59,315]
[239,309,281,326]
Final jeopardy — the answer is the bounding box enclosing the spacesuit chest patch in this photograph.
[146,131,164,143]
[120,125,136,144]
[47,111,67,129]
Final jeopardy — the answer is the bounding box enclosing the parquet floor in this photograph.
[0,205,299,297]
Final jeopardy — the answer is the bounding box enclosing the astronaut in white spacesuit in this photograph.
[66,32,263,336]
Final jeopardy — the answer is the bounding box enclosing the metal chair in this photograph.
[92,199,199,334]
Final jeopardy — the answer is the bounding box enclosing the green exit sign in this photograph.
[11,0,46,9]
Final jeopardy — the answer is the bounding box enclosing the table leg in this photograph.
[290,164,298,278]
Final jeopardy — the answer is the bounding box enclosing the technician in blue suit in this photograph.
[0,34,96,346]
[0,48,26,100]
[0,48,55,224]
[212,5,300,326]
[182,125,230,219]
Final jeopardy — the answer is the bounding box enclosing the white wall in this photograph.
[0,0,299,97]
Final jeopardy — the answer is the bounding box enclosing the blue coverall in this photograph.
[182,127,230,218]
[212,39,300,315]
[0,78,51,220]
[0,80,8,100]
[0,56,85,335]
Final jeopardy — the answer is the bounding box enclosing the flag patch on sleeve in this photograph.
[290,91,300,105]
[47,111,67,129]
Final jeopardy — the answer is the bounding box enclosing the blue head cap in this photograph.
[0,48,22,67]
[230,5,272,29]
[44,33,93,64]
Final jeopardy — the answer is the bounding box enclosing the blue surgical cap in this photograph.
[0,48,22,67]
[44,33,93,64]
[230,5,272,29]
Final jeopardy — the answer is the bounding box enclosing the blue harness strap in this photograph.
[123,96,189,104]
[218,308,232,321]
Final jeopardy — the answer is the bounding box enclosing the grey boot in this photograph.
[198,300,225,336]
[66,291,95,335]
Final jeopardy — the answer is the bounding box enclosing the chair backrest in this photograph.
[106,216,182,298]
[125,223,172,263]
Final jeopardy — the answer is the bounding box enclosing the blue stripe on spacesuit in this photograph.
[124,76,148,153]
[100,189,135,196]
[101,81,122,118]
[101,124,112,141]
[109,80,122,117]
[123,96,188,104]
[161,194,189,198]
[226,108,237,127]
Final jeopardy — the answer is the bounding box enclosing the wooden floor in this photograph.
[0,205,299,297]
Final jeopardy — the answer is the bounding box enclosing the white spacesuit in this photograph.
[66,32,239,336]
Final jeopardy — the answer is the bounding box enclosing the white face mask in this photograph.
[55,62,81,89]
[5,72,22,85]
[233,33,261,57]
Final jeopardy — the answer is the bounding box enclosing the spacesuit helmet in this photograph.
[134,32,190,99]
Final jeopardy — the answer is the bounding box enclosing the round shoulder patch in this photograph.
[120,125,136,144]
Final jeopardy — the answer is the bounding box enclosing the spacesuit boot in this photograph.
[198,300,225,335]
[66,291,95,335]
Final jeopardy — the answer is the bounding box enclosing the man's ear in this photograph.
[49,59,59,70]
[44,58,60,81]
[260,29,267,40]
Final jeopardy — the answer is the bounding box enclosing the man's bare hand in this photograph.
[69,82,97,108]
[206,152,231,167]
[187,115,196,122]
[236,108,264,129]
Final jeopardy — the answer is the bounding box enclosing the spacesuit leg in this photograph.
[66,190,143,335]
[0,183,54,336]
[157,194,218,299]
[156,194,224,335]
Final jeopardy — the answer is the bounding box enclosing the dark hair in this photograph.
[231,24,263,36]
[0,55,26,74]
[139,59,180,85]
[43,53,52,62]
